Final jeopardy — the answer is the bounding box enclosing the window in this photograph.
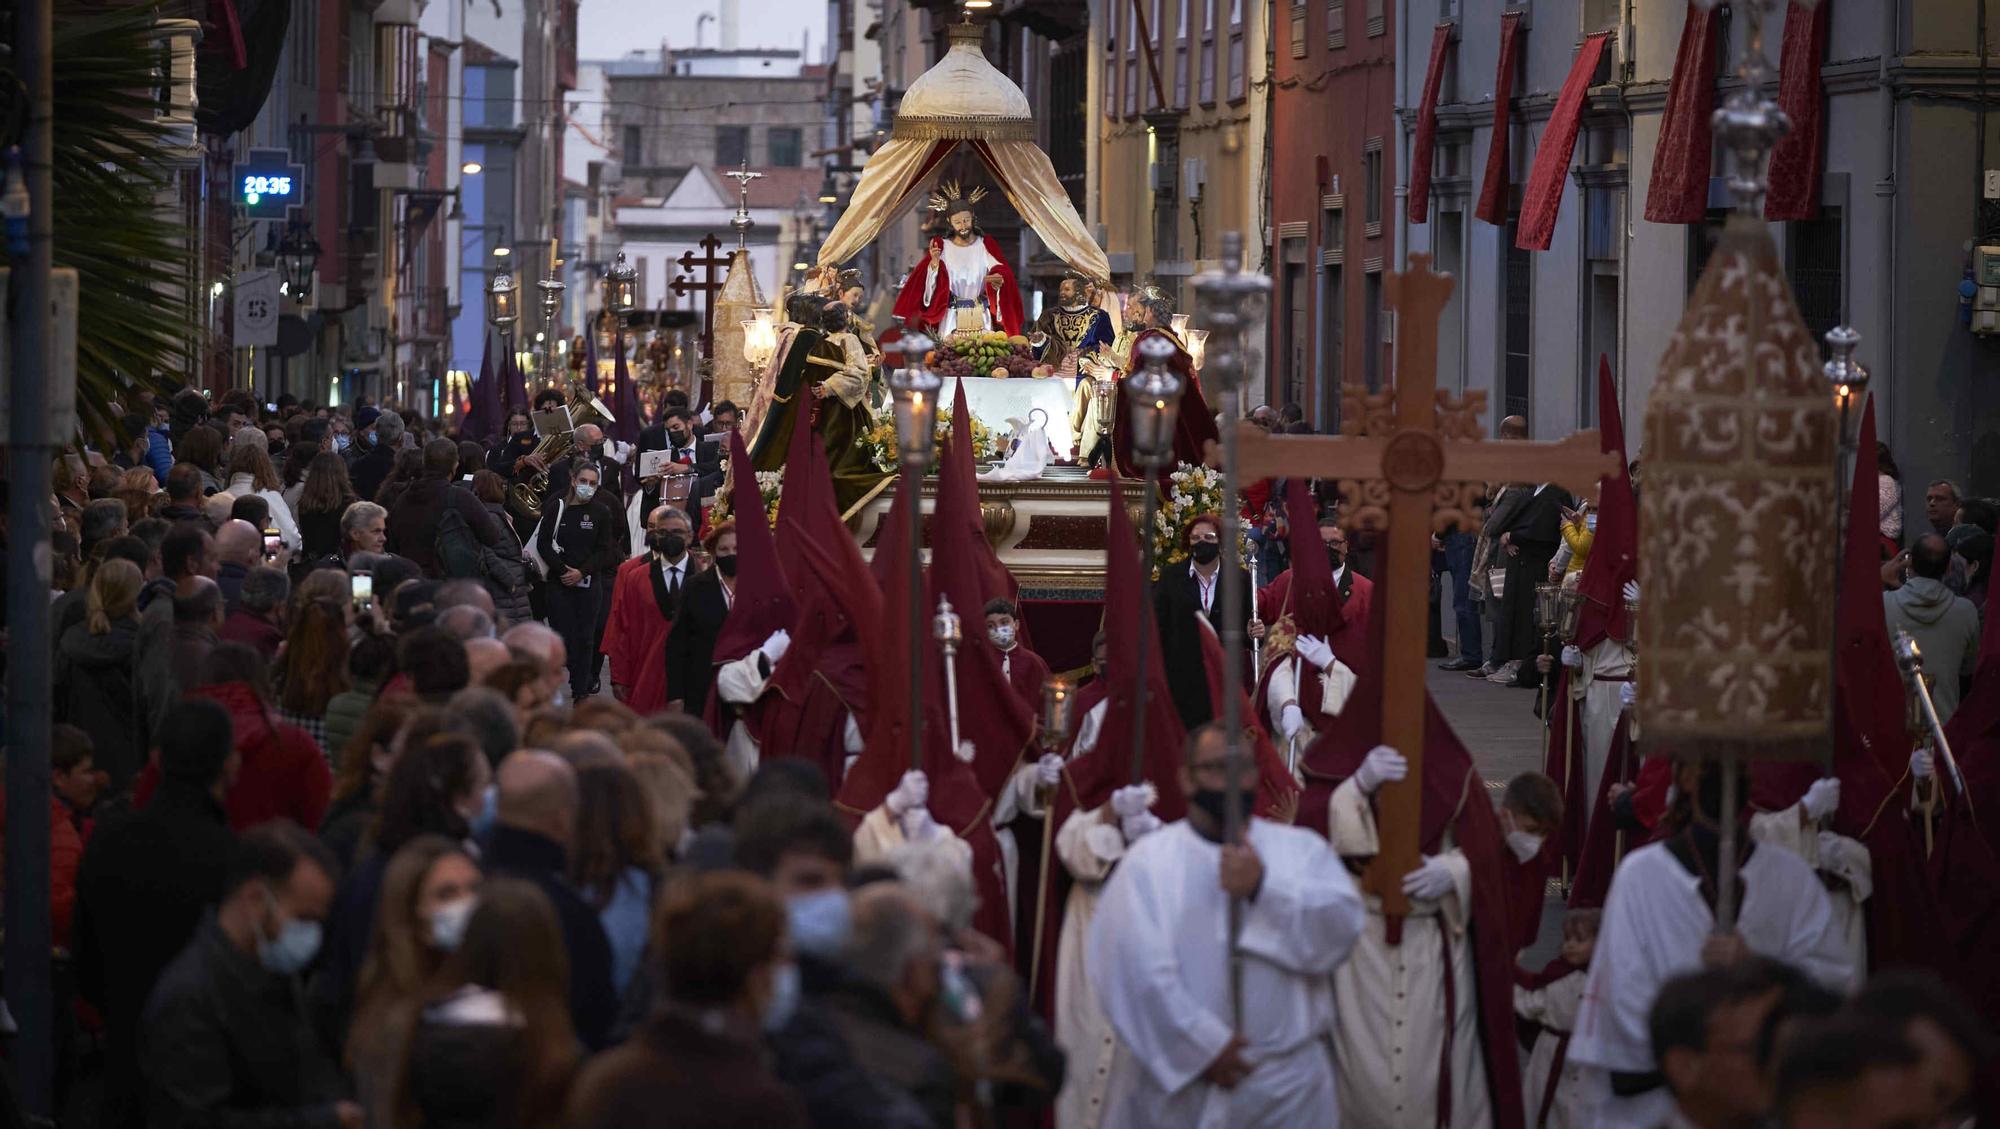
[1105,0,1120,116]
[622,124,642,168]
[1320,262,1344,423]
[1153,129,1181,260]
[1362,139,1383,235]
[1788,206,1844,356]
[1176,0,1191,106]
[1200,0,1217,104]
[1282,237,1309,407]
[1366,0,1384,36]
[767,127,802,167]
[1583,0,1619,32]
[1583,185,1624,426]
[1125,0,1139,117]
[1327,0,1345,48]
[715,125,749,168]
[1503,215,1532,424]
[1146,0,1165,110]
[1228,0,1247,101]
[1291,0,1307,59]
[1362,270,1383,391]
[1126,57,1139,116]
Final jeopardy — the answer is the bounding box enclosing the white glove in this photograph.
[1401,854,1456,902]
[1035,752,1063,787]
[1911,749,1934,780]
[1121,811,1163,841]
[842,713,864,754]
[1110,783,1157,819]
[1281,703,1307,741]
[1560,644,1583,670]
[1294,634,1335,671]
[899,806,946,843]
[759,628,792,665]
[885,770,929,817]
[953,739,976,764]
[1815,830,1841,859]
[1801,777,1841,822]
[1355,745,1408,795]
[1620,682,1638,710]
[1622,580,1640,603]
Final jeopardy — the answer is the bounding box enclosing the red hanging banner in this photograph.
[1474,11,1524,225]
[1765,0,1831,221]
[1642,4,1719,224]
[1406,23,1455,226]
[1514,32,1609,251]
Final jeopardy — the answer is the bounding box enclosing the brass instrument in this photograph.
[506,379,617,528]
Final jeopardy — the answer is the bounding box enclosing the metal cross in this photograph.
[724,161,765,251]
[1233,252,1620,921]
[671,233,728,361]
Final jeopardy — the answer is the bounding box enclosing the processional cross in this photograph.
[1233,252,1619,918]
[671,233,728,361]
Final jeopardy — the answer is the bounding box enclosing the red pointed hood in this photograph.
[868,451,910,589]
[937,381,1023,615]
[1280,479,1342,638]
[1572,355,1636,649]
[1062,471,1189,818]
[837,467,991,831]
[766,435,879,712]
[712,430,796,666]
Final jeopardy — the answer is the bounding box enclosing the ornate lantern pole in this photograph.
[1123,336,1184,789]
[486,265,518,354]
[890,332,942,770]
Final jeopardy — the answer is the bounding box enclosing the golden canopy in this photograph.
[816,22,1111,284]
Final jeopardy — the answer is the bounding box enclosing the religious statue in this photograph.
[1110,285,1218,476]
[746,292,886,513]
[1032,273,1115,377]
[892,181,1025,339]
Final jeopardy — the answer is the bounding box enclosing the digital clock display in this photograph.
[241,174,293,205]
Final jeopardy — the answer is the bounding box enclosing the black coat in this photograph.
[661,565,730,714]
[404,996,556,1129]
[821,983,959,1129]
[636,424,723,530]
[1504,485,1571,552]
[349,445,397,502]
[482,826,618,1050]
[1152,561,1256,732]
[54,615,145,788]
[385,477,511,579]
[141,914,351,1129]
[73,782,236,1126]
[534,494,628,581]
[567,1005,806,1129]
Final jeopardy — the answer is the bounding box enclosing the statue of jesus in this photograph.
[893,185,1025,339]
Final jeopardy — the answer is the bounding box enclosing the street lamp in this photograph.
[538,267,566,389]
[486,265,518,345]
[890,331,941,772]
[276,219,320,306]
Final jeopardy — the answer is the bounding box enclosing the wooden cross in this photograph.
[1233,252,1619,918]
[671,233,728,361]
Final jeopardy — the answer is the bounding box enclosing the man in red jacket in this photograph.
[601,503,693,711]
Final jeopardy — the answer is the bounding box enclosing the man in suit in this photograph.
[638,407,724,533]
[1153,513,1266,731]
[663,520,737,716]
[1467,415,1531,682]
[1496,478,1572,690]
[602,504,694,712]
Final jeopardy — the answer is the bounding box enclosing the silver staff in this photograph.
[1892,630,1967,795]
[935,594,964,757]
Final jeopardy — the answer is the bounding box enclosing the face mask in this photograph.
[1505,830,1544,864]
[429,896,477,951]
[468,784,499,840]
[334,434,351,452]
[786,888,851,959]
[1188,786,1230,826]
[257,888,323,975]
[550,683,571,709]
[362,432,377,447]
[762,961,801,1032]
[574,483,597,502]
[1326,546,1345,571]
[714,554,738,578]
[937,956,981,1024]
[667,429,689,447]
[988,624,1016,649]
[1190,541,1220,565]
[652,531,687,559]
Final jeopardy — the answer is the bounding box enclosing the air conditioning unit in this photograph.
[1149,160,1176,193]
[150,20,203,168]
[1183,157,1207,199]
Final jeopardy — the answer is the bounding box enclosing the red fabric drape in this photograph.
[1766,0,1831,221]
[1642,4,1720,224]
[1475,11,1524,225]
[1515,33,1610,251]
[1406,23,1455,226]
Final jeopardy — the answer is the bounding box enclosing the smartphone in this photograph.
[351,571,374,610]
[262,529,282,560]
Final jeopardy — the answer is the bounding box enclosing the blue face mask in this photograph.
[257,888,323,975]
[428,897,477,952]
[468,784,499,841]
[762,961,801,1032]
[786,888,851,959]
[334,434,351,452]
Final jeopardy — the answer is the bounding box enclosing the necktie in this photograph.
[668,564,680,598]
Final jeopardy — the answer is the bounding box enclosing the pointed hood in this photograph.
[505,337,530,415]
[712,431,796,665]
[1280,478,1341,639]
[609,327,641,448]
[1572,355,1636,650]
[583,324,599,397]
[464,333,499,443]
[868,456,912,588]
[1063,471,1189,818]
[936,381,1023,616]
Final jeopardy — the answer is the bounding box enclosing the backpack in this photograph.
[435,505,484,580]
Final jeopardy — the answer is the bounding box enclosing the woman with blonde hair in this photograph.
[111,467,162,521]
[625,748,697,861]
[226,439,302,553]
[347,834,483,1128]
[54,558,146,788]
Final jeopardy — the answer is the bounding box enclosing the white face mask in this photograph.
[1505,830,1544,864]
[429,896,478,951]
[574,483,597,502]
[988,624,1016,649]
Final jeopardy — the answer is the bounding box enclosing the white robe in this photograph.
[1565,638,1634,811]
[1087,819,1364,1129]
[1324,777,1493,1129]
[923,238,1003,334]
[1514,969,1589,1129]
[1053,802,1133,1129]
[1748,803,1872,994]
[1567,840,1854,1129]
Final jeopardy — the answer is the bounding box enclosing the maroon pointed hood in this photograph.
[1572,355,1635,650]
[712,430,796,666]
[1280,478,1342,638]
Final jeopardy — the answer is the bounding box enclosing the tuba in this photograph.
[506,379,617,528]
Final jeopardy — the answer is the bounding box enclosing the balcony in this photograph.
[395,286,451,345]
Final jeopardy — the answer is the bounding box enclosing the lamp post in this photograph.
[277,218,320,306]
[1124,335,1184,790]
[486,264,518,351]
[741,307,777,370]
[890,331,942,771]
[1190,229,1271,1032]
[538,266,565,391]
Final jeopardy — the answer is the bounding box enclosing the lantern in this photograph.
[277,219,320,305]
[741,308,778,369]
[1124,335,1184,468]
[889,331,942,466]
[1185,328,1209,371]
[1040,676,1073,755]
[604,252,638,320]
[486,266,518,338]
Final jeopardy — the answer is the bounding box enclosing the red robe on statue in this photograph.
[1112,328,1219,476]
[601,554,672,714]
[891,234,1026,339]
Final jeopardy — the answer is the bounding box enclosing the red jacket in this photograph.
[133,681,331,832]
[0,794,89,948]
[601,554,673,713]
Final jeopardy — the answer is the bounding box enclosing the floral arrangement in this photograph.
[1151,462,1254,577]
[860,408,1006,473]
[755,470,783,525]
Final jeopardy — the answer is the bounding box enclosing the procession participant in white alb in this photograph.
[1746,777,1871,994]
[1087,723,1364,1129]
[1567,758,1856,1129]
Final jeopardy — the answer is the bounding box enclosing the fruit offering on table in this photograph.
[927,331,1039,379]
